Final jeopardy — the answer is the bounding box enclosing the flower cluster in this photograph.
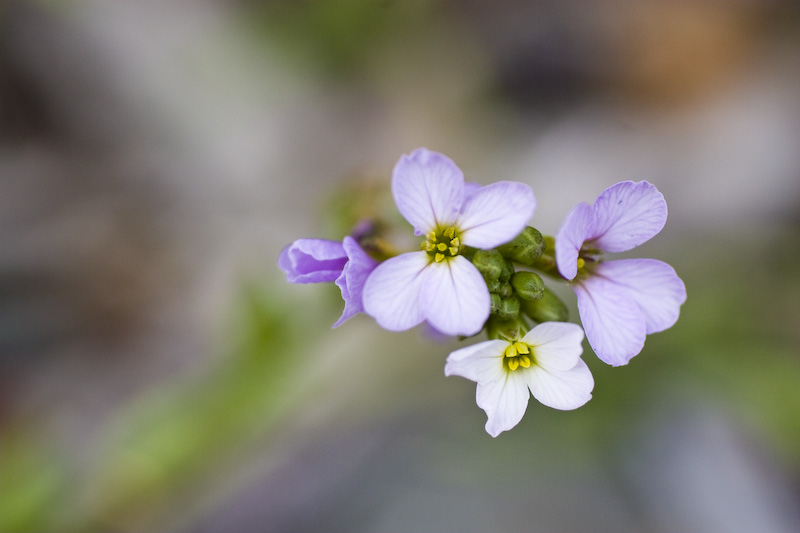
[279,148,686,437]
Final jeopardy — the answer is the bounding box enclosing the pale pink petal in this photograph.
[521,322,585,372]
[594,259,686,334]
[445,339,509,382]
[574,277,646,366]
[555,203,595,280]
[457,181,536,249]
[525,359,593,410]
[332,237,379,328]
[476,371,530,438]
[588,181,667,253]
[391,148,465,235]
[421,257,491,336]
[362,251,429,331]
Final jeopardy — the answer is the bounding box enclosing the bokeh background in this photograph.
[2,0,800,531]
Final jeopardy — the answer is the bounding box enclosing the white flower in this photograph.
[445,322,594,437]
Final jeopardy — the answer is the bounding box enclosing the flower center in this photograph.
[422,226,461,263]
[575,247,602,279]
[503,341,534,372]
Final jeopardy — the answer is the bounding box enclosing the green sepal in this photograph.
[511,271,545,301]
[520,287,568,322]
[497,227,545,266]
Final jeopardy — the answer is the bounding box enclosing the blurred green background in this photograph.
[2,1,799,531]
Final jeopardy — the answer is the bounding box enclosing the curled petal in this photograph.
[525,359,593,411]
[477,371,530,438]
[392,148,464,235]
[445,339,509,382]
[555,203,595,280]
[422,257,490,336]
[574,277,646,366]
[522,322,585,372]
[594,259,686,334]
[588,181,667,253]
[278,239,347,283]
[332,237,378,328]
[362,252,429,331]
[458,181,536,249]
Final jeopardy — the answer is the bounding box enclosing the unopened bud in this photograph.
[495,295,520,321]
[497,227,545,266]
[511,271,545,301]
[486,316,521,342]
[472,249,504,291]
[520,287,568,323]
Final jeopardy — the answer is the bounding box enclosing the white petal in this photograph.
[457,181,536,249]
[588,181,667,253]
[421,257,490,337]
[525,359,594,410]
[521,322,585,372]
[362,252,429,331]
[574,277,646,366]
[476,371,530,438]
[392,148,464,234]
[445,339,508,382]
[594,259,687,334]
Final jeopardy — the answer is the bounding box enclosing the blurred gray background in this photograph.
[1,0,799,531]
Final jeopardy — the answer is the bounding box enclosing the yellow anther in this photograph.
[504,344,518,358]
[519,355,531,368]
[435,252,445,263]
[577,258,586,269]
[444,227,456,239]
[437,242,448,252]
[449,246,458,255]
[450,237,460,248]
[427,231,437,242]
[514,342,529,354]
[425,242,436,251]
[507,358,519,371]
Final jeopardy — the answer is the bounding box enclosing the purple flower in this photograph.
[555,181,687,366]
[279,236,377,327]
[362,148,536,336]
[445,322,593,437]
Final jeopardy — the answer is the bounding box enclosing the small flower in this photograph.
[445,322,593,437]
[279,236,377,327]
[362,148,535,336]
[555,181,687,366]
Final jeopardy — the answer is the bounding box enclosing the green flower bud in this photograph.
[520,287,568,323]
[490,293,502,315]
[495,295,520,321]
[511,271,545,301]
[498,282,513,300]
[499,258,515,283]
[486,316,521,342]
[472,249,505,291]
[497,227,545,266]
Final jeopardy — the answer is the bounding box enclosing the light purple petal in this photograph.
[477,371,530,438]
[588,181,667,253]
[524,359,593,411]
[392,148,465,235]
[464,181,482,198]
[457,181,536,249]
[574,277,646,366]
[522,322,585,372]
[362,251,429,331]
[332,237,379,328]
[555,203,595,280]
[593,259,686,334]
[278,239,347,283]
[421,257,491,336]
[445,339,508,382]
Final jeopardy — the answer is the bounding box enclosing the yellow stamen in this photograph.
[450,237,460,248]
[504,344,518,358]
[437,242,448,252]
[434,252,445,263]
[513,342,529,355]
[577,258,586,269]
[519,355,531,368]
[425,242,436,251]
[427,231,437,242]
[507,358,519,371]
[449,246,458,255]
[444,227,455,239]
